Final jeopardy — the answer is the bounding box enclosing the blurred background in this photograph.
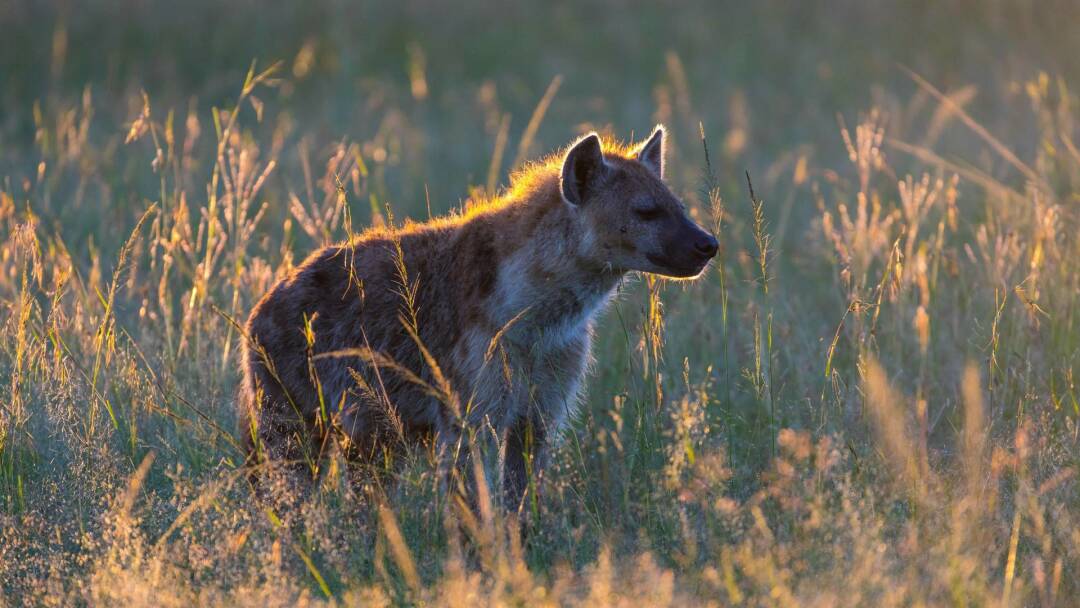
[4,0,1079,251]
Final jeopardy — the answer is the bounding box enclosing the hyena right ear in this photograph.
[561,133,607,206]
[635,125,665,179]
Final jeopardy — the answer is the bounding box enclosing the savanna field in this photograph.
[1,2,1079,605]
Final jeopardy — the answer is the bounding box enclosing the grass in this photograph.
[1,1,1078,605]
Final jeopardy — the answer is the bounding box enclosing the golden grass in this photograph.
[0,15,1078,606]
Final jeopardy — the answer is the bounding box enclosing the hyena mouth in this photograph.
[646,252,712,278]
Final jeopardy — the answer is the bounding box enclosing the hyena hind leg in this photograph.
[239,386,323,500]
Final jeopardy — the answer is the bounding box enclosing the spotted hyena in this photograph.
[239,125,718,511]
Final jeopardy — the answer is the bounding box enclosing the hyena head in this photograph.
[560,125,719,279]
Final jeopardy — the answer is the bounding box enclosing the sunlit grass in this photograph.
[1,5,1079,606]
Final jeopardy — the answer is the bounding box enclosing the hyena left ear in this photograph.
[561,133,607,206]
[636,125,666,179]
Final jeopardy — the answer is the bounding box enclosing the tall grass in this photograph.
[1,3,1079,605]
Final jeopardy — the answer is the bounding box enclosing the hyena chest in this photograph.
[446,250,617,431]
[452,320,592,432]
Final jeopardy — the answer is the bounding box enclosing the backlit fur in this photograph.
[238,126,717,510]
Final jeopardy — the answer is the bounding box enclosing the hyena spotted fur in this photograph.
[239,125,718,511]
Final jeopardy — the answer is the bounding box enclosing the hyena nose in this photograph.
[694,234,719,258]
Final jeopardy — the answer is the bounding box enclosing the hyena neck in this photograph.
[484,178,624,348]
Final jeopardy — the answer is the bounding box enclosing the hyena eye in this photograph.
[634,207,665,221]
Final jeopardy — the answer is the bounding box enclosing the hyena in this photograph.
[238,125,718,511]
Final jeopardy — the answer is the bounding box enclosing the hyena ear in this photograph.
[561,133,607,206]
[636,125,666,179]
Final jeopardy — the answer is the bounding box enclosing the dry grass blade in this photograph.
[483,305,532,364]
[90,203,157,430]
[400,317,461,419]
[901,65,1047,192]
[512,75,563,169]
[378,501,422,593]
[487,113,511,195]
[885,138,1027,204]
[314,346,443,403]
[960,363,987,496]
[862,357,928,500]
[120,325,243,453]
[119,451,155,517]
[152,467,247,551]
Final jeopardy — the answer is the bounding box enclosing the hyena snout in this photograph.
[690,228,719,258]
[650,219,718,278]
[678,221,719,271]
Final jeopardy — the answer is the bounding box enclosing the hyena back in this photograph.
[239,125,718,510]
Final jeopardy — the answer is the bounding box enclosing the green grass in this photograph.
[1,1,1078,605]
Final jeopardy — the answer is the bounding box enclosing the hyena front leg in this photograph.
[503,414,549,517]
[438,410,512,518]
[435,415,474,499]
